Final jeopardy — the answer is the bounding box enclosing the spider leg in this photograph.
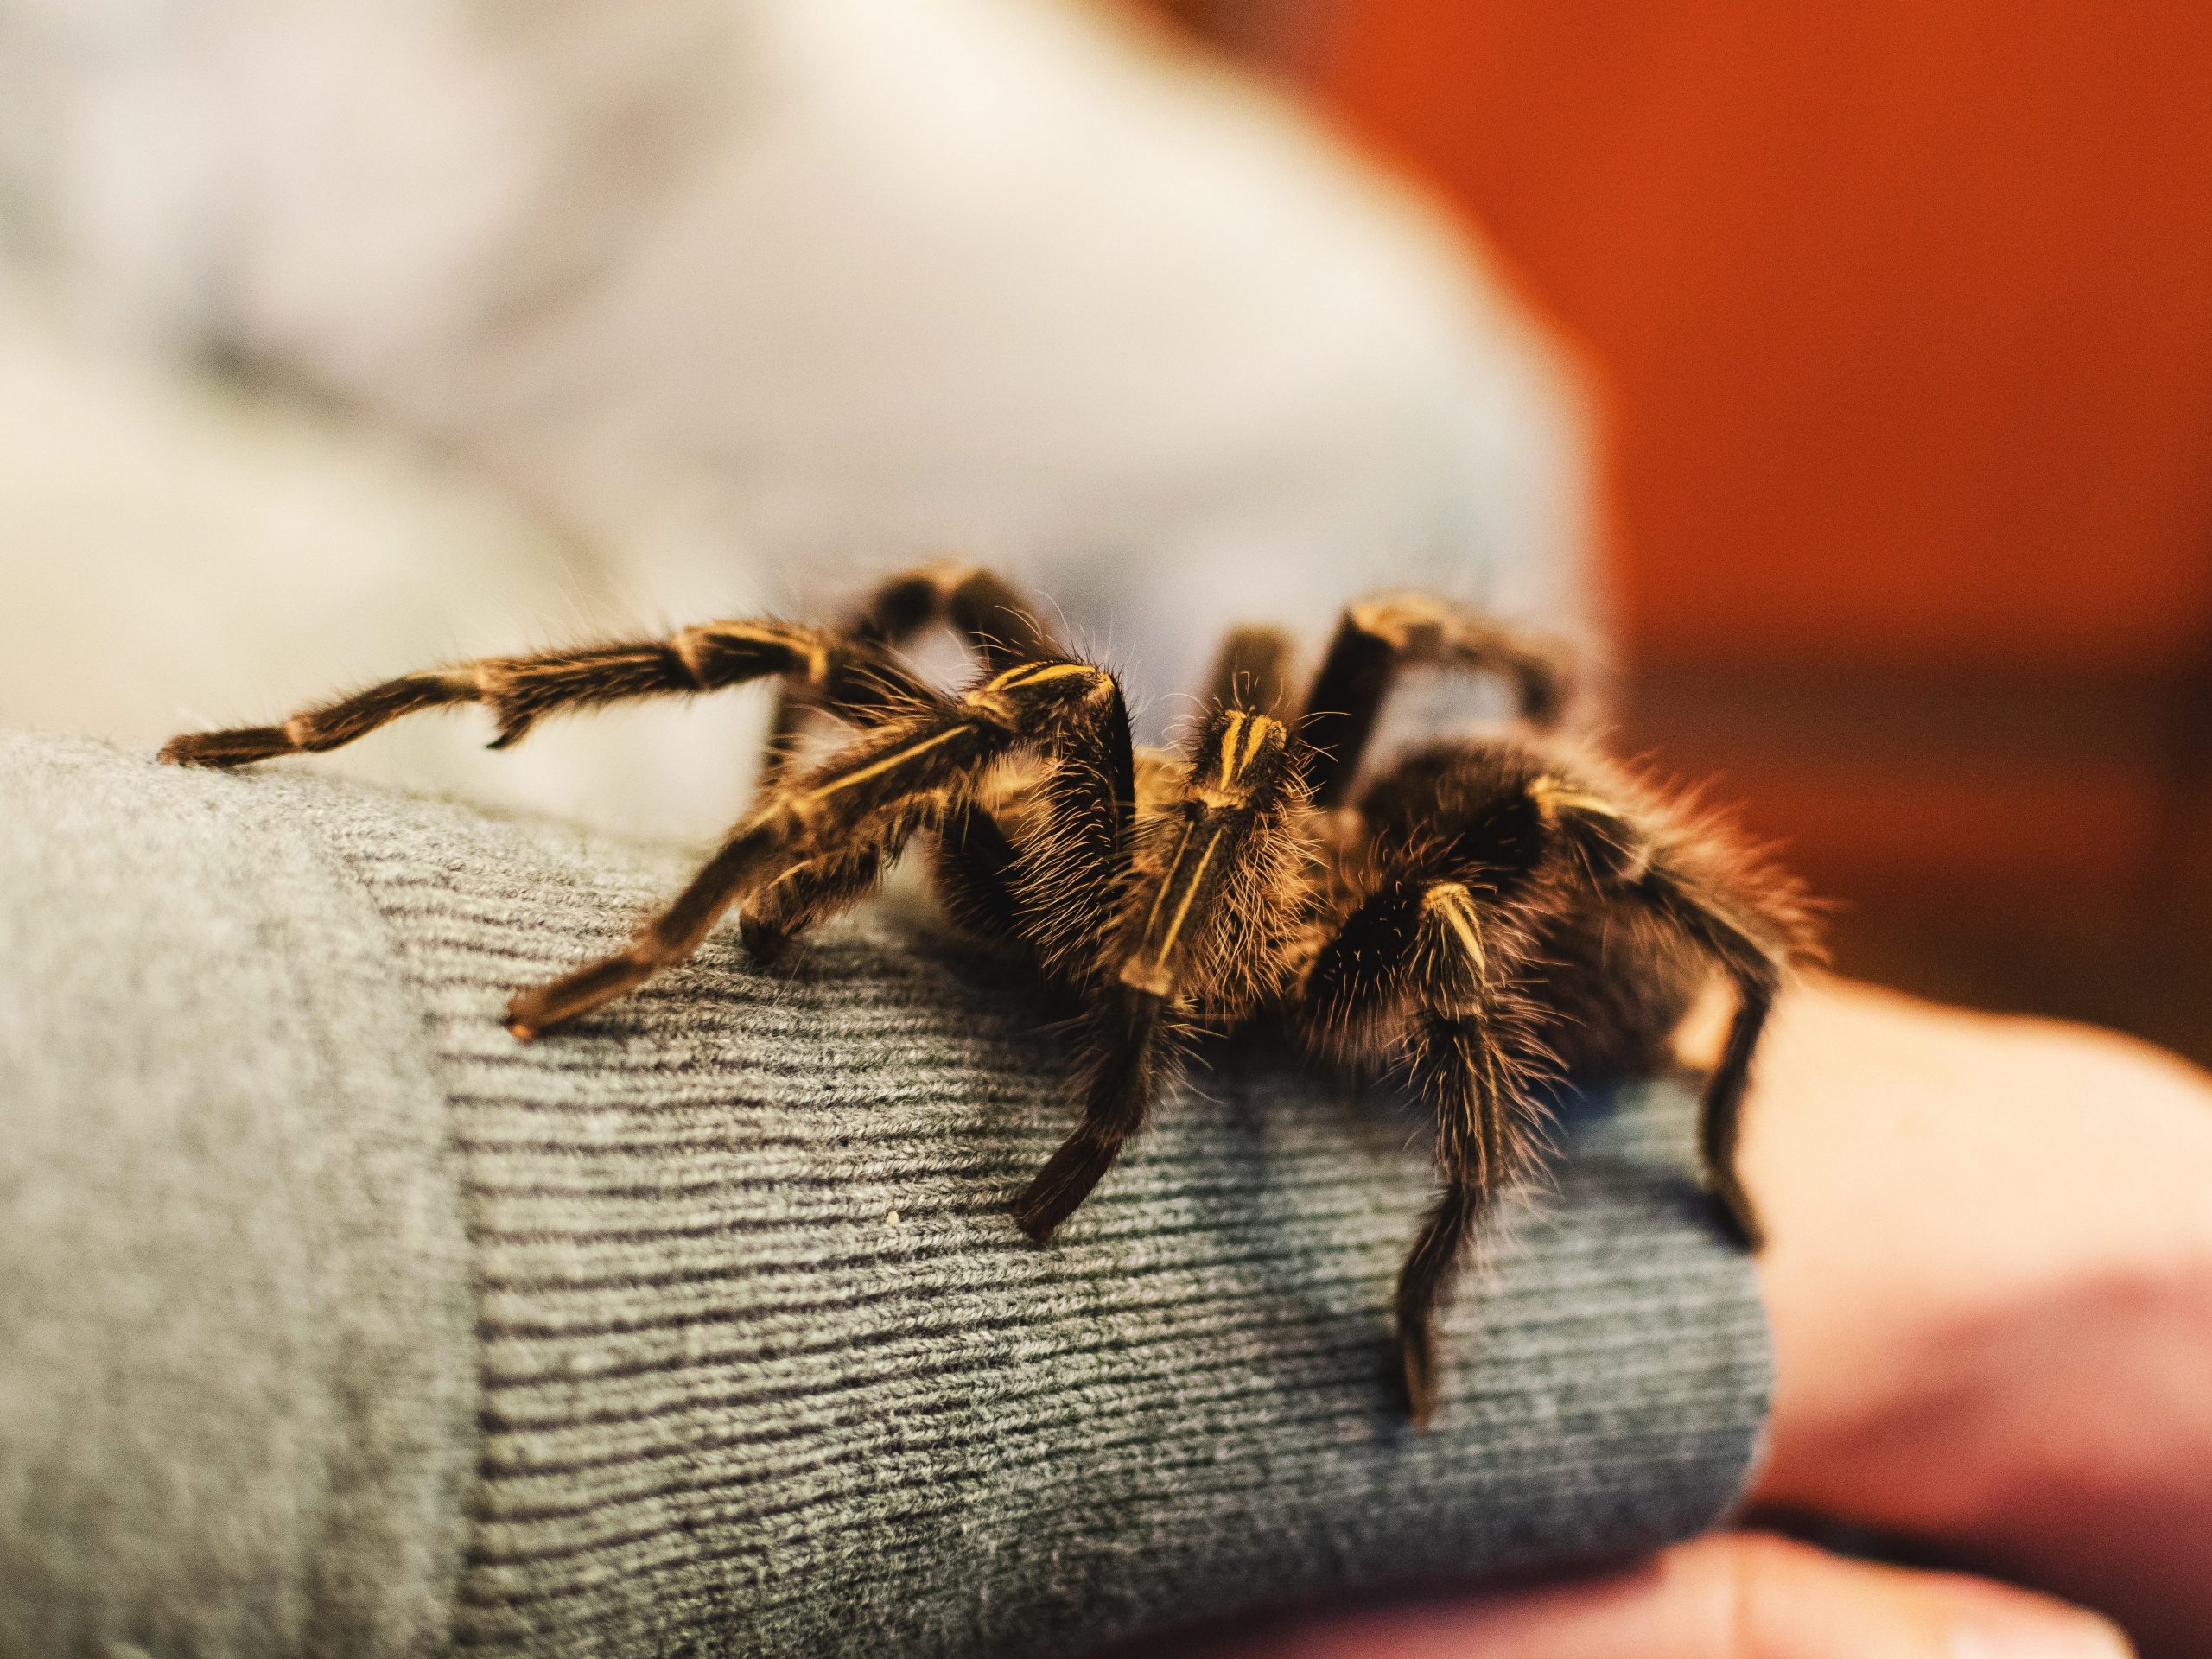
[741,751,1058,967]
[1301,765,1557,1060]
[736,843,891,967]
[1014,706,1306,1239]
[1397,880,1547,1425]
[1536,781,1806,1249]
[923,801,1029,944]
[160,620,924,767]
[1204,625,1297,716]
[1001,741,1140,982]
[506,658,1131,1038]
[1630,864,1787,1249]
[1009,985,1166,1240]
[1298,594,1580,808]
[1399,1008,1532,1427]
[1004,734,1162,1237]
[760,563,1061,785]
[846,562,1060,667]
[760,669,1135,974]
[1301,868,1542,1424]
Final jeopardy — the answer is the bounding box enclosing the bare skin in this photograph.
[1185,1532,2133,1659]
[1174,976,2212,1659]
[1747,976,2212,1656]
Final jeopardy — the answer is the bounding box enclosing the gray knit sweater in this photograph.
[0,731,1770,1658]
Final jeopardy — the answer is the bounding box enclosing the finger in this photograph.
[1179,1534,2133,1659]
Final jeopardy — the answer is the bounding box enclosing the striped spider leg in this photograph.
[738,564,1068,962]
[1297,756,1555,1424]
[160,562,1058,775]
[1308,740,1818,1421]
[1298,590,1584,810]
[1009,699,1315,1240]
[160,616,928,769]
[1007,595,1587,1294]
[757,562,1061,789]
[505,658,1135,1039]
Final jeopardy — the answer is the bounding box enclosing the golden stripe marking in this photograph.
[1153,827,1224,966]
[701,622,808,652]
[806,725,967,800]
[1529,774,1622,823]
[1243,715,1274,769]
[685,622,829,683]
[1428,884,1486,974]
[671,627,713,686]
[985,661,1095,692]
[1217,711,1246,780]
[1141,821,1193,933]
[759,857,820,895]
[1548,791,1620,817]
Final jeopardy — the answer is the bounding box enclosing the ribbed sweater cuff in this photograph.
[3,734,1770,1658]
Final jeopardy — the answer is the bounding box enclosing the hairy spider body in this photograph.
[163,566,1816,1423]
[1302,736,1816,1404]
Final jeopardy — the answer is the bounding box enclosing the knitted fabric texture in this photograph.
[0,733,1770,1657]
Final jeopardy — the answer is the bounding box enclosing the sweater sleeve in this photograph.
[0,731,1770,1659]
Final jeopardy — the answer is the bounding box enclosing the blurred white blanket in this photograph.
[0,0,1593,841]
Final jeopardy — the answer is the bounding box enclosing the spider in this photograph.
[162,564,1818,1422]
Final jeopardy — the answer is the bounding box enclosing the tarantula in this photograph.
[162,565,1817,1422]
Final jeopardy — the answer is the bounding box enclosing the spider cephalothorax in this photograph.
[162,566,1817,1421]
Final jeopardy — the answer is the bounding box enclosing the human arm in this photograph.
[0,730,1768,1658]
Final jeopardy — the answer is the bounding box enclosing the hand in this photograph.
[1745,977,2212,1656]
[1180,1530,2132,1658]
[1174,976,2212,1658]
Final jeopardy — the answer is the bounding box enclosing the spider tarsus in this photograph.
[1398,1323,1439,1428]
[1012,988,1170,1241]
[159,726,296,768]
[505,952,645,1037]
[481,695,541,750]
[1708,1178,1765,1251]
[737,913,795,967]
[1009,1146,1097,1242]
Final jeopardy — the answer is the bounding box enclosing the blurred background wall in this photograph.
[1151,0,2212,1061]
[9,0,2206,1060]
[0,0,1589,851]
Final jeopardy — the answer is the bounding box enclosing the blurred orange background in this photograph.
[1157,0,2212,1054]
